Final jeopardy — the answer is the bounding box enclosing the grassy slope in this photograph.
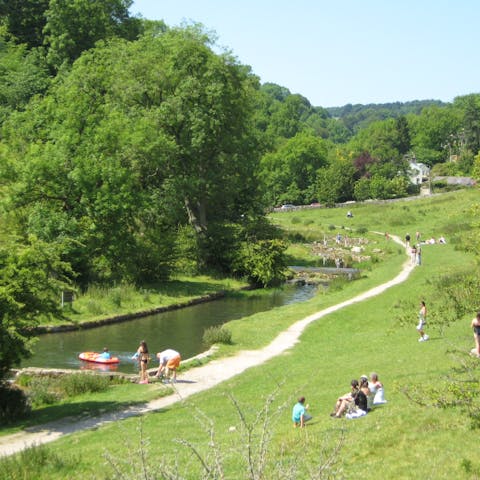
[4,189,480,479]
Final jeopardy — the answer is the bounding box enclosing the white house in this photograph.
[408,160,430,185]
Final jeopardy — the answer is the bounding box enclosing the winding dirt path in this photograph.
[0,236,412,457]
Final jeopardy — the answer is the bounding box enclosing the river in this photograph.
[21,284,317,373]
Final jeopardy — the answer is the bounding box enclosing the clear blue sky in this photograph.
[130,0,479,108]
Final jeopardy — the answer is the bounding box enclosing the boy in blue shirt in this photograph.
[292,396,312,427]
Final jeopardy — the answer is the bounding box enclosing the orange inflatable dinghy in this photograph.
[79,351,120,364]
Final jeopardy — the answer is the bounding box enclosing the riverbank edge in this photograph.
[12,345,220,383]
[32,291,228,334]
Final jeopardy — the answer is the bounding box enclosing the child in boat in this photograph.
[99,347,111,360]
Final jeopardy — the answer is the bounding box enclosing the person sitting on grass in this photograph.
[331,379,368,419]
[292,396,312,427]
[369,372,387,405]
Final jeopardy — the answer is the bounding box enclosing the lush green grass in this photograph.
[3,189,480,479]
[0,379,171,438]
[44,275,248,328]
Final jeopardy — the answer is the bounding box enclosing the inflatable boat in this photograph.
[79,351,120,364]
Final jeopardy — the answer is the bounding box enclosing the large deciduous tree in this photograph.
[43,0,142,68]
[259,133,328,206]
[0,0,49,48]
[2,26,263,283]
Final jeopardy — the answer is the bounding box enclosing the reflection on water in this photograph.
[22,285,317,373]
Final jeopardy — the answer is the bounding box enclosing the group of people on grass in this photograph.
[292,372,387,427]
[132,341,182,384]
[405,232,448,267]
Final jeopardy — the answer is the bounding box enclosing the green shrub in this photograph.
[303,219,313,226]
[203,325,233,346]
[27,378,60,407]
[328,224,336,231]
[356,226,368,234]
[60,373,110,396]
[0,383,31,424]
[290,217,301,224]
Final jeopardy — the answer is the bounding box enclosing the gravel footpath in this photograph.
[0,236,412,457]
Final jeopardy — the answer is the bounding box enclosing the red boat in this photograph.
[78,351,120,364]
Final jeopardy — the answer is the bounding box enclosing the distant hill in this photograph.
[325,99,447,135]
[326,99,446,118]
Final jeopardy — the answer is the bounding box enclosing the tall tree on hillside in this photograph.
[0,38,50,124]
[409,105,461,164]
[259,133,329,205]
[394,115,411,154]
[461,94,480,155]
[0,0,49,48]
[43,0,142,68]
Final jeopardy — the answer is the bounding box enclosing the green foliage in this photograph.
[2,25,264,284]
[233,239,288,287]
[0,444,78,479]
[0,383,31,424]
[0,38,50,124]
[316,157,356,204]
[401,350,480,429]
[258,132,329,206]
[202,325,233,346]
[18,372,115,408]
[60,373,110,396]
[43,0,142,68]
[26,377,61,407]
[0,237,72,381]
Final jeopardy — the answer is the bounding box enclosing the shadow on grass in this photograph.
[1,398,158,435]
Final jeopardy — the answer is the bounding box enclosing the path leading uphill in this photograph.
[0,235,413,457]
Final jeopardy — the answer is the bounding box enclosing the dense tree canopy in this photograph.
[2,27,263,284]
[0,237,71,380]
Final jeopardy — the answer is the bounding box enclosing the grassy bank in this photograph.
[2,189,480,479]
[41,275,249,329]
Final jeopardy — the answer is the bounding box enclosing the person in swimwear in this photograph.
[132,340,150,383]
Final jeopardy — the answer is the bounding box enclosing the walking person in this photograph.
[471,312,480,357]
[410,244,417,265]
[416,244,422,266]
[417,301,429,342]
[132,340,150,383]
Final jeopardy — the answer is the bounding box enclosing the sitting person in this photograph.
[369,372,387,405]
[156,348,181,382]
[438,236,446,244]
[292,396,312,428]
[360,375,374,410]
[99,347,111,360]
[330,379,367,419]
[346,378,368,419]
